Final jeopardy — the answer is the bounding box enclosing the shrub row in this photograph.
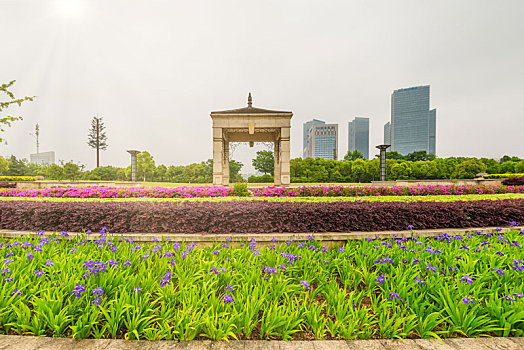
[503,177,524,186]
[0,182,16,189]
[0,176,37,181]
[1,199,522,233]
[483,173,524,179]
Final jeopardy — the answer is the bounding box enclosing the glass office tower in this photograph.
[390,85,436,155]
[303,119,325,158]
[384,122,391,145]
[304,124,338,160]
[348,117,369,160]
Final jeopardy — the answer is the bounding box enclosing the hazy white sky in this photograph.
[1,0,523,175]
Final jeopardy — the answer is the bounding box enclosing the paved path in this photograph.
[0,226,520,246]
[0,336,522,350]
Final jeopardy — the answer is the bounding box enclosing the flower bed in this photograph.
[1,199,522,233]
[0,228,522,340]
[0,184,523,199]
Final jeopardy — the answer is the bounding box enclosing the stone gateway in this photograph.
[210,94,292,186]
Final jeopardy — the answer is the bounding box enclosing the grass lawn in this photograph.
[1,193,523,203]
[0,228,522,340]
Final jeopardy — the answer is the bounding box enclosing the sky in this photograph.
[1,0,523,176]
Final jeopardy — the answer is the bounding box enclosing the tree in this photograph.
[383,151,405,160]
[87,116,108,168]
[0,156,8,174]
[229,160,244,182]
[344,150,364,161]
[515,161,524,173]
[155,164,168,182]
[63,162,81,181]
[0,80,35,144]
[47,164,64,180]
[6,155,28,176]
[405,151,436,162]
[451,159,487,179]
[252,151,274,175]
[137,151,155,181]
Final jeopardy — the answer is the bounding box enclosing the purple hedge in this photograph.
[1,199,523,233]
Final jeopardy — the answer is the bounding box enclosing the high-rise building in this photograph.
[390,85,436,155]
[429,109,436,156]
[30,151,55,165]
[304,124,338,160]
[303,119,325,158]
[384,122,391,145]
[348,117,369,160]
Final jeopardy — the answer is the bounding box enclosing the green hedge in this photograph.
[0,176,37,181]
[483,173,524,179]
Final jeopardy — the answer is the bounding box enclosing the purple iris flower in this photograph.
[223,294,234,303]
[462,296,475,305]
[300,280,311,290]
[224,284,234,292]
[388,292,400,300]
[460,275,474,284]
[492,268,505,275]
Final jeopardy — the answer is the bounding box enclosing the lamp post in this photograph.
[376,145,390,181]
[127,150,140,182]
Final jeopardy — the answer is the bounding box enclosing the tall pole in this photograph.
[96,117,100,168]
[35,123,40,165]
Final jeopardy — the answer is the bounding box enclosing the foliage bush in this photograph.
[503,177,524,186]
[248,174,274,183]
[484,173,524,179]
[0,176,36,181]
[1,199,522,233]
[232,182,249,197]
[0,182,16,188]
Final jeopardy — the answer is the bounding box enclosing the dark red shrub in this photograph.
[1,199,522,234]
[503,177,524,186]
[0,182,16,188]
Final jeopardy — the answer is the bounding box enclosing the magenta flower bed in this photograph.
[0,184,523,199]
[0,199,522,233]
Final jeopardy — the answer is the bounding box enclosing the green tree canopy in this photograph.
[137,151,155,181]
[0,156,8,174]
[252,150,274,175]
[344,150,364,161]
[0,81,35,144]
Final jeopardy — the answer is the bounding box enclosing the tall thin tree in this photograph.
[87,115,108,168]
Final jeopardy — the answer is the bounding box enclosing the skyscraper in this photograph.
[384,122,391,145]
[348,117,369,160]
[304,124,338,160]
[390,85,436,155]
[303,119,325,158]
[429,109,436,156]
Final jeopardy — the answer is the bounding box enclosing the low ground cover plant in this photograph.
[484,173,524,179]
[0,184,523,199]
[0,227,522,340]
[0,176,37,182]
[1,199,523,233]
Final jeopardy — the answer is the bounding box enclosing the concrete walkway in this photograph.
[0,226,520,246]
[0,336,522,349]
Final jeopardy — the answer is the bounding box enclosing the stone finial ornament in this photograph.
[248,92,252,107]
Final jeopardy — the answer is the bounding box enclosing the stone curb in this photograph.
[0,336,522,350]
[0,226,520,246]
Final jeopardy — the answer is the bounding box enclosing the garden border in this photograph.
[0,226,520,246]
[0,335,522,349]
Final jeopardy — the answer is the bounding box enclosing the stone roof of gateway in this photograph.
[210,93,292,116]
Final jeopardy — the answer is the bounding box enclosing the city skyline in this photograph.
[1,1,523,173]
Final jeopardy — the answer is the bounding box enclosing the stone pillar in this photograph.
[274,140,281,186]
[223,141,230,185]
[280,127,291,186]
[376,144,391,181]
[127,150,140,182]
[212,128,224,185]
